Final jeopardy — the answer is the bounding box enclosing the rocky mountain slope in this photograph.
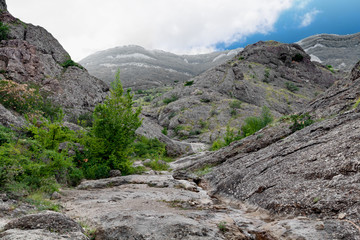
[0,1,109,117]
[172,60,360,239]
[80,45,242,90]
[143,41,336,143]
[298,32,360,71]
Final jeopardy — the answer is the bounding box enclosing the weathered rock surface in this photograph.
[0,103,25,128]
[1,211,88,240]
[80,45,242,90]
[172,62,360,239]
[145,41,336,143]
[57,174,353,240]
[298,32,360,71]
[0,7,109,118]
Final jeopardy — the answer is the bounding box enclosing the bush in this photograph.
[184,81,194,86]
[60,58,84,69]
[143,159,169,171]
[241,106,273,137]
[210,139,226,151]
[289,113,314,132]
[229,100,242,109]
[0,22,10,41]
[132,136,166,158]
[292,53,303,62]
[285,81,299,92]
[163,95,178,104]
[161,127,168,135]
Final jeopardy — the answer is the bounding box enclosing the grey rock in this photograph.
[0,104,25,128]
[80,45,242,90]
[2,211,86,239]
[298,32,360,71]
[147,41,336,143]
[50,192,61,200]
[109,169,121,178]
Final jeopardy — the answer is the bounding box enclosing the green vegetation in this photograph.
[285,81,299,92]
[353,98,360,109]
[0,80,61,119]
[211,106,273,150]
[163,95,178,104]
[0,71,144,206]
[132,136,166,159]
[0,21,10,41]
[87,70,142,175]
[326,65,335,73]
[161,127,168,135]
[143,159,169,171]
[229,99,242,116]
[263,68,270,83]
[217,221,228,233]
[289,113,314,132]
[292,53,304,62]
[194,165,213,176]
[184,80,194,86]
[200,98,211,103]
[60,58,84,69]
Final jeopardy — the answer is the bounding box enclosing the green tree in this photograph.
[90,71,142,173]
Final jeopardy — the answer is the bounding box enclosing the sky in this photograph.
[7,0,360,61]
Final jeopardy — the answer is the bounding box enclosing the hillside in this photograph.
[298,32,360,71]
[80,45,242,90]
[172,60,360,239]
[0,2,109,119]
[142,41,336,144]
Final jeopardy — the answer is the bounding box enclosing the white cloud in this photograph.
[294,0,312,9]
[7,0,295,61]
[300,9,320,27]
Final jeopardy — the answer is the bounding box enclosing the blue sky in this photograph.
[221,0,360,50]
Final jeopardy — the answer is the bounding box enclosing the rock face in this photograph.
[145,41,336,143]
[1,211,88,240]
[172,61,360,238]
[297,32,360,71]
[0,7,109,117]
[80,45,242,90]
[58,174,356,240]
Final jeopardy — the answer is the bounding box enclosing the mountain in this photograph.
[141,41,336,144]
[79,45,242,90]
[298,32,360,71]
[172,60,360,239]
[0,0,109,120]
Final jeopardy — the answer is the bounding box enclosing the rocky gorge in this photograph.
[0,0,359,239]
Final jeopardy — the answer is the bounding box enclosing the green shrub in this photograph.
[163,95,178,104]
[241,106,273,137]
[210,139,226,151]
[229,99,242,109]
[60,58,84,69]
[200,98,211,103]
[194,165,213,176]
[83,164,110,180]
[289,113,314,132]
[184,81,194,86]
[292,53,303,62]
[285,81,299,92]
[161,127,168,135]
[0,22,10,41]
[132,136,166,158]
[353,98,360,109]
[326,65,335,73]
[263,68,270,82]
[143,159,169,171]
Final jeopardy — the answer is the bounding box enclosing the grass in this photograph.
[217,221,228,233]
[163,95,178,104]
[194,165,213,176]
[26,192,60,211]
[353,98,360,109]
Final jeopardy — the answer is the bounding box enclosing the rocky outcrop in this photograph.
[57,173,357,239]
[80,45,242,90]
[1,211,87,240]
[0,104,25,128]
[145,41,336,143]
[172,61,360,238]
[298,32,360,71]
[0,7,109,118]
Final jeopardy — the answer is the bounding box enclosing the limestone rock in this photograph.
[1,211,87,239]
[145,41,336,143]
[0,104,25,128]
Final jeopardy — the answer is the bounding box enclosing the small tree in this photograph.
[90,71,142,173]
